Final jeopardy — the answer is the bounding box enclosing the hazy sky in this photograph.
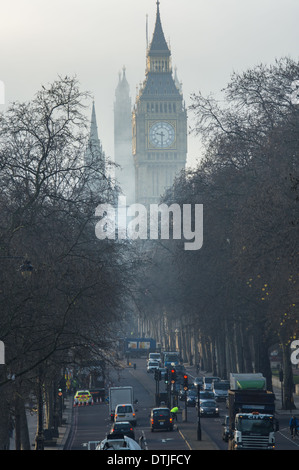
[1,0,299,168]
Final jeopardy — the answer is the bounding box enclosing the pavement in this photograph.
[175,413,219,450]
[9,395,73,451]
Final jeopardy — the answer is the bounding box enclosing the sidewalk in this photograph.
[10,395,73,450]
[272,375,299,413]
[46,396,73,450]
[176,416,220,450]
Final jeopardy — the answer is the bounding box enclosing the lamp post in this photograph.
[196,383,202,440]
[35,366,44,450]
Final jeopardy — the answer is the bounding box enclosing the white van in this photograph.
[114,403,136,426]
[203,376,220,390]
[148,352,161,364]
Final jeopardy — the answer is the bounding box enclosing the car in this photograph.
[203,376,220,390]
[172,364,186,383]
[193,377,203,388]
[73,390,93,406]
[114,403,136,425]
[212,381,229,402]
[150,407,173,432]
[199,390,215,401]
[147,360,160,373]
[222,415,230,442]
[96,433,141,450]
[199,399,219,417]
[179,388,188,401]
[186,389,197,407]
[110,421,135,440]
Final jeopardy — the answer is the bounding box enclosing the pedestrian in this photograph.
[289,415,299,438]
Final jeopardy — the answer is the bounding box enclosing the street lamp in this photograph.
[35,366,44,450]
[196,382,202,440]
[20,259,34,277]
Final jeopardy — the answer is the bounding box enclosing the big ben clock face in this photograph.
[149,121,175,149]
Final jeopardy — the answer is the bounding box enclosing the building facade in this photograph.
[132,0,187,206]
[114,67,135,206]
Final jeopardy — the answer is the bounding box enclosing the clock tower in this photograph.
[133,0,187,206]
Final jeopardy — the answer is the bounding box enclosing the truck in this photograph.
[124,338,156,358]
[163,351,180,368]
[226,373,278,450]
[109,386,134,421]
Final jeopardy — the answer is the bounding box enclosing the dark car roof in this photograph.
[152,407,170,411]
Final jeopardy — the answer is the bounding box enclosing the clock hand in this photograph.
[156,131,165,146]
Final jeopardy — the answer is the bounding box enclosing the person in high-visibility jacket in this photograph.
[171,406,178,421]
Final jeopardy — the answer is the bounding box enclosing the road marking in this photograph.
[278,430,299,447]
[141,430,148,450]
[177,428,192,450]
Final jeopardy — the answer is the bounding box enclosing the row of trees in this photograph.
[0,77,138,449]
[135,57,299,409]
[1,57,298,449]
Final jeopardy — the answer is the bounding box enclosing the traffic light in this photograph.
[154,369,161,381]
[170,368,176,384]
[183,374,189,391]
[165,368,169,384]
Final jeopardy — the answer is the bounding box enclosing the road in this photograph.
[65,359,191,450]
[64,358,299,451]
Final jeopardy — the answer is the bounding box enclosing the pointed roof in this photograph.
[115,66,130,100]
[90,101,99,143]
[86,101,105,167]
[148,0,170,56]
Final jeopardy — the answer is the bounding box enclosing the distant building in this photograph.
[114,67,135,206]
[132,0,187,206]
[85,101,109,199]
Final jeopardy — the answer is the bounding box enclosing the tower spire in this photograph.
[148,0,170,56]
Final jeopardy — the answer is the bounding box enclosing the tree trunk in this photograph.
[0,373,11,450]
[282,342,296,410]
[20,397,30,450]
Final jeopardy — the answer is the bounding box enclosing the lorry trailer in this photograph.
[109,386,134,421]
